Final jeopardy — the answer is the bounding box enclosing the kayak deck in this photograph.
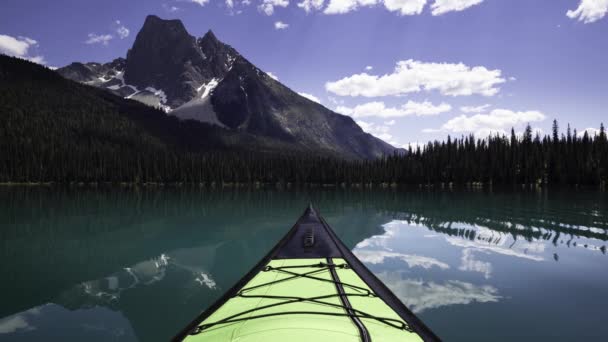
[174,206,439,341]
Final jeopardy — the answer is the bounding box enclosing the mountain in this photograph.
[0,54,316,177]
[57,15,395,159]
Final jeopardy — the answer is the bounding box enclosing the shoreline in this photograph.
[0,181,604,191]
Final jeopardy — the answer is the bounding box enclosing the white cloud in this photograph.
[567,0,608,23]
[430,0,484,16]
[0,34,46,64]
[298,92,321,103]
[26,56,46,64]
[226,0,235,8]
[355,120,393,141]
[323,0,377,14]
[383,0,427,15]
[0,35,36,56]
[259,0,289,15]
[428,108,546,136]
[337,100,451,118]
[385,119,396,125]
[578,127,600,137]
[85,33,113,46]
[326,59,505,97]
[297,0,325,12]
[365,65,373,71]
[115,21,130,39]
[402,100,452,116]
[460,104,490,113]
[274,21,289,29]
[266,71,279,80]
[324,0,426,15]
[189,0,211,5]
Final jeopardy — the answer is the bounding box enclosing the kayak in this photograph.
[173,205,440,341]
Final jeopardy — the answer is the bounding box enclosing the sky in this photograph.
[1,0,607,148]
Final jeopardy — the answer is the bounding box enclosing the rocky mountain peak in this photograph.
[202,29,218,43]
[56,15,397,159]
[124,16,204,107]
[141,15,189,37]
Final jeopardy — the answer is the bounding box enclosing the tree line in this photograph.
[1,55,606,186]
[386,121,607,186]
[2,118,606,186]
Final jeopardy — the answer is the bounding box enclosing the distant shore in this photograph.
[1,181,604,191]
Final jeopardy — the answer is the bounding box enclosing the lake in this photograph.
[0,187,606,341]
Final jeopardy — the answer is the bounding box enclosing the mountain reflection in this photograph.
[0,187,606,341]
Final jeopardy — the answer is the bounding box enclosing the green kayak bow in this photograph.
[173,205,440,341]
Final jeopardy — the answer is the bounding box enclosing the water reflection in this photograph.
[459,249,492,279]
[0,304,136,341]
[0,187,606,341]
[375,274,501,314]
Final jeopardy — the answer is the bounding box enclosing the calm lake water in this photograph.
[0,187,606,341]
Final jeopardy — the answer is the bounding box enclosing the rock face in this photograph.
[57,15,396,159]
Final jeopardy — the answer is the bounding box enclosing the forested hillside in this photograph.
[0,55,321,183]
[1,55,606,186]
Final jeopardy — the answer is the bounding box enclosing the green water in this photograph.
[0,188,606,341]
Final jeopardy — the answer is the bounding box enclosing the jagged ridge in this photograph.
[57,15,396,159]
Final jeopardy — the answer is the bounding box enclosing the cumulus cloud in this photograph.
[274,21,289,29]
[578,127,600,137]
[355,120,394,141]
[426,108,546,137]
[0,34,46,64]
[323,0,377,15]
[322,0,485,15]
[266,71,279,80]
[460,104,491,113]
[297,0,325,12]
[0,35,36,56]
[189,0,211,5]
[365,65,373,71]
[259,0,289,15]
[337,100,451,118]
[324,0,426,15]
[85,33,113,46]
[298,92,321,103]
[383,0,427,15]
[114,20,130,39]
[326,59,505,98]
[567,0,608,23]
[430,0,484,16]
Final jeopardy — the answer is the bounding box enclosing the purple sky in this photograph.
[1,0,607,148]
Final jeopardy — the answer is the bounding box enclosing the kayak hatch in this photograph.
[173,205,440,341]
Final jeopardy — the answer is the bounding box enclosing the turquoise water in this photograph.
[0,188,606,341]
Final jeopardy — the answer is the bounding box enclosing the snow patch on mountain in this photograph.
[197,78,219,99]
[172,96,225,128]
